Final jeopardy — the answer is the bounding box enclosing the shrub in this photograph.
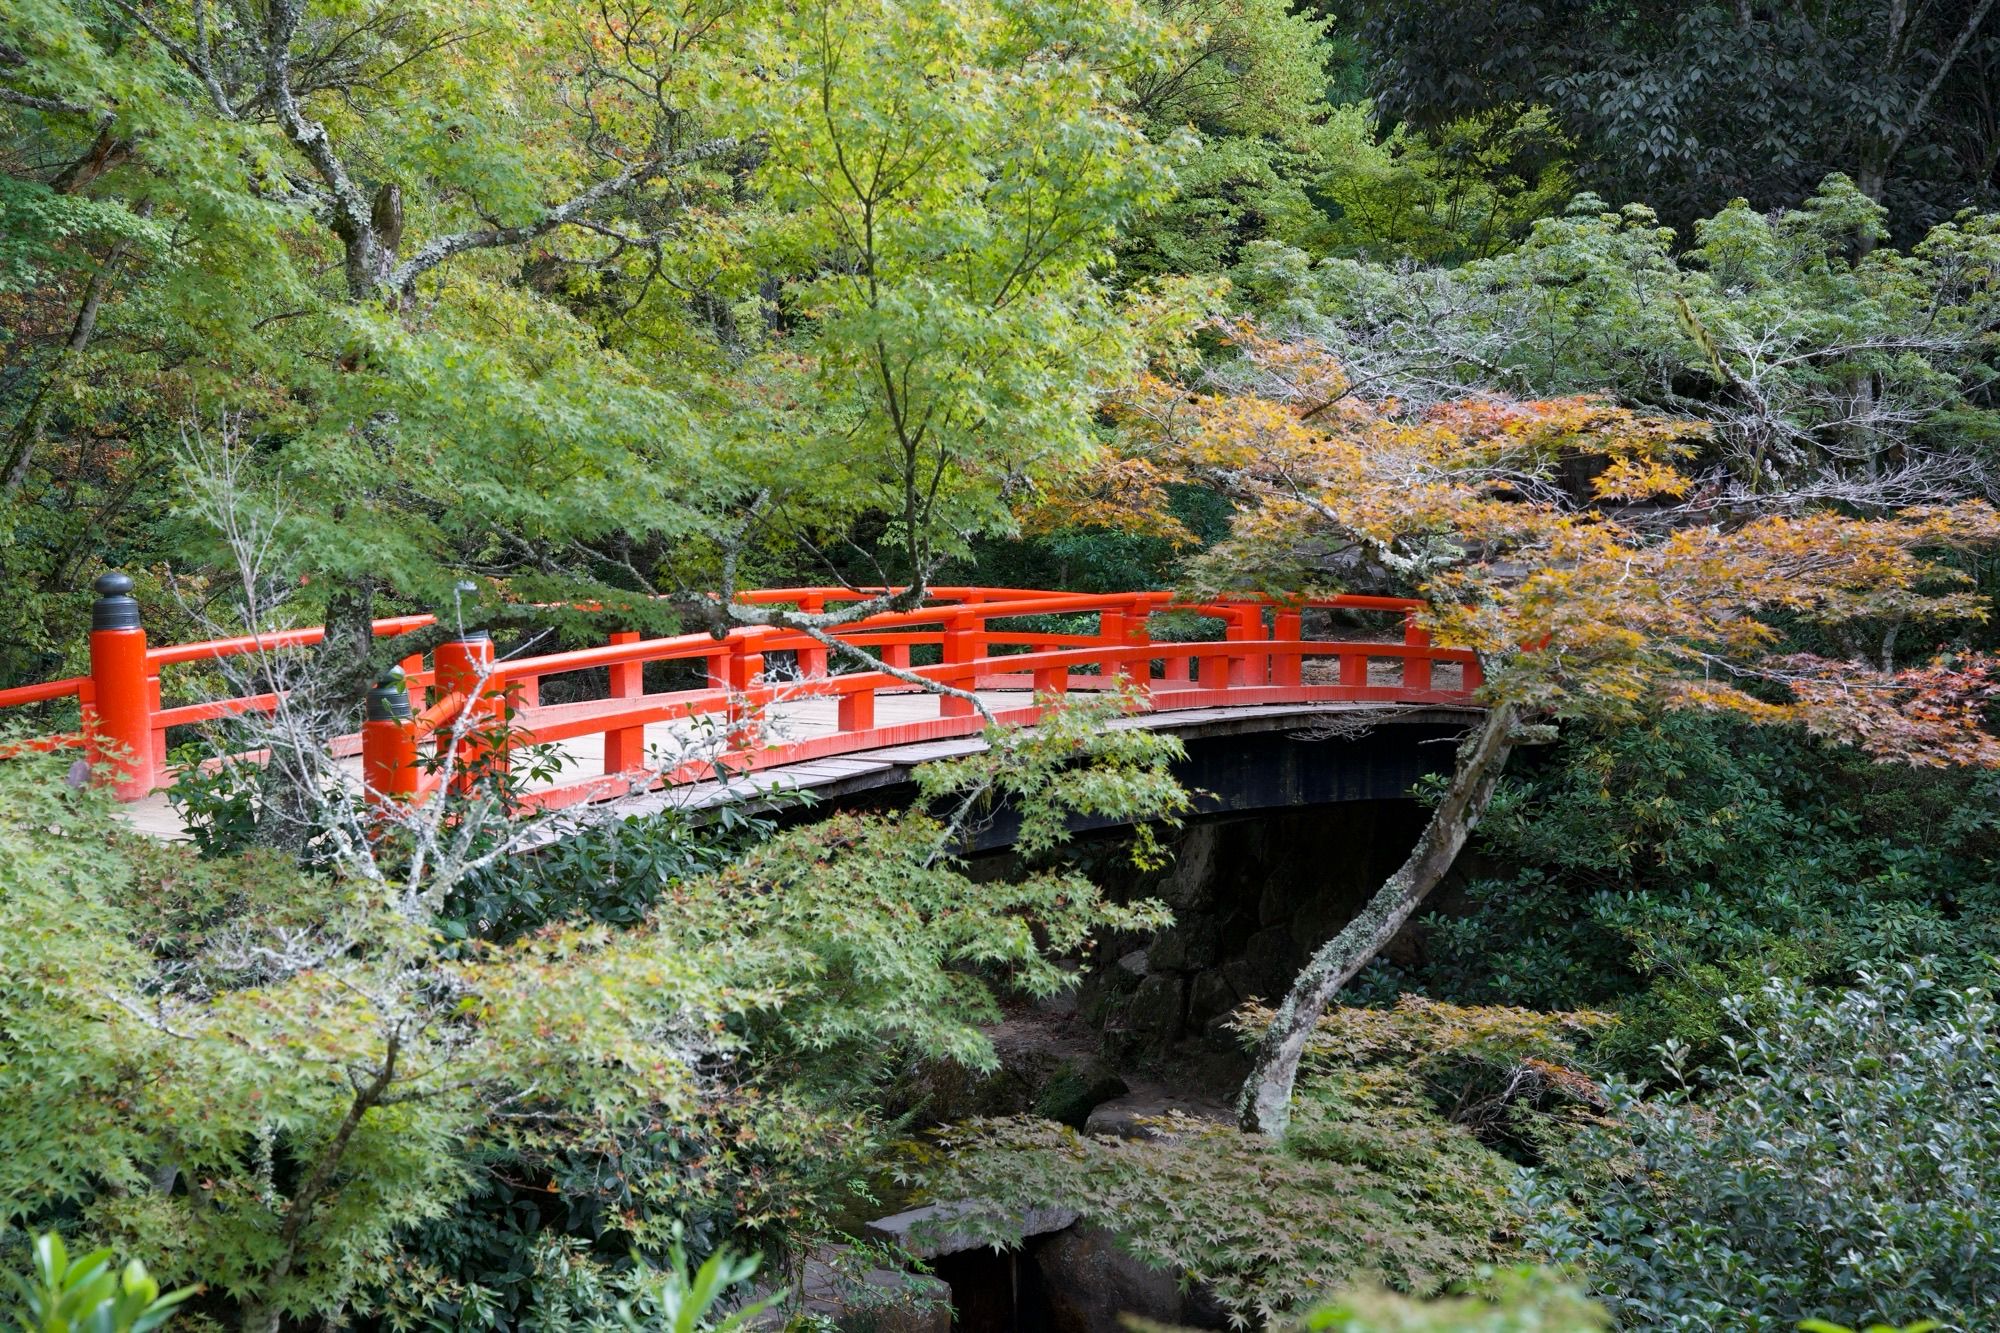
[5,1232,196,1333]
[1,689,1185,1331]
[919,1089,1519,1326]
[911,997,1612,1323]
[1525,967,2000,1332]
[1303,1267,1607,1331]
[1411,714,2000,1074]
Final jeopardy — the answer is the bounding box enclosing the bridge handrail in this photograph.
[1,579,1469,803]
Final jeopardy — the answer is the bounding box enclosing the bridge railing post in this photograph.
[85,572,156,799]
[147,671,166,792]
[362,669,419,807]
[1116,596,1152,691]
[837,677,876,733]
[1402,612,1432,692]
[1196,607,1228,689]
[605,629,645,774]
[725,636,764,734]
[1224,605,1265,687]
[1096,606,1125,683]
[796,594,828,679]
[941,610,980,718]
[399,652,425,712]
[1339,644,1369,690]
[434,629,499,795]
[1272,607,1303,687]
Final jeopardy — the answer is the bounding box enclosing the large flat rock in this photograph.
[863,1200,1081,1258]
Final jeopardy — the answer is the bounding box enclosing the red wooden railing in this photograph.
[0,576,1481,808]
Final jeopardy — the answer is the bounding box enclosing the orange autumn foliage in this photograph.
[1043,323,2000,768]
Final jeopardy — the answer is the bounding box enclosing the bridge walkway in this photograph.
[2,583,1483,841]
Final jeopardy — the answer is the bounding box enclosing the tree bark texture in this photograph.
[1236,703,1519,1137]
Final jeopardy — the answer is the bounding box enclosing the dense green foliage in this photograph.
[928,1089,1514,1322]
[0,0,1179,704]
[0,692,1182,1330]
[0,753,765,1329]
[1527,969,2000,1331]
[1410,714,2000,1068]
[1301,1269,1608,1332]
[919,997,1607,1322]
[1235,177,2000,495]
[1346,0,2000,237]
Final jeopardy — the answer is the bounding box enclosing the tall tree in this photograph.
[0,0,744,689]
[0,0,1176,708]
[669,0,1175,621]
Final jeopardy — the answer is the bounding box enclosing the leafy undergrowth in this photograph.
[912,998,1611,1326]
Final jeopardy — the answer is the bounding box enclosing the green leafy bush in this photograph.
[920,1092,1517,1326]
[1,689,1185,1331]
[5,1232,195,1333]
[914,993,1615,1324]
[1234,177,2000,489]
[1409,714,2000,1073]
[1303,1267,1607,1331]
[1525,968,2000,1332]
[615,1243,769,1333]
[440,797,784,944]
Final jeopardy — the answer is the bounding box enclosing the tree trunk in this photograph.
[237,1038,397,1333]
[1853,160,1888,257]
[313,577,382,707]
[1236,703,1519,1137]
[1,203,152,502]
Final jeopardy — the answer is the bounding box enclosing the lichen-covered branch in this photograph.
[1238,702,1519,1137]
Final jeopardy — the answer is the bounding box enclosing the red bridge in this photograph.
[0,579,1481,834]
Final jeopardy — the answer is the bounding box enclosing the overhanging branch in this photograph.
[386,136,746,293]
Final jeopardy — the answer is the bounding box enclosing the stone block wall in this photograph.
[1079,802,1431,1061]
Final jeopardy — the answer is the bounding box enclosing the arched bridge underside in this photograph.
[603,698,1479,853]
[0,583,1485,842]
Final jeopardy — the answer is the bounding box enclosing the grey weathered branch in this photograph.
[1238,701,1520,1137]
[0,87,96,116]
[385,136,745,293]
[1883,0,1998,167]
[254,0,383,296]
